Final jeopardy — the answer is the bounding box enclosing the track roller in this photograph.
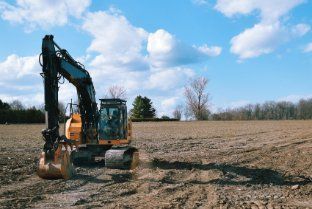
[105,146,139,170]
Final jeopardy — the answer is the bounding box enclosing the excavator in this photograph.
[37,35,139,179]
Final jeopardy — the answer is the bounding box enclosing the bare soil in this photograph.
[0,121,311,209]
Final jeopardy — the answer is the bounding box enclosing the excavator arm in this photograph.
[38,35,98,179]
[40,35,98,156]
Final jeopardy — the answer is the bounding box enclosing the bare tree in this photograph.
[184,77,210,120]
[172,105,183,120]
[106,85,127,99]
[184,106,192,121]
[10,100,24,110]
[58,102,66,121]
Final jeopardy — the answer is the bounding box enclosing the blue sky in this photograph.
[0,0,311,116]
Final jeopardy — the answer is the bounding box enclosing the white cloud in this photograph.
[291,23,311,37]
[215,0,304,23]
[231,22,310,59]
[82,9,150,75]
[89,64,148,96]
[192,0,208,5]
[82,10,148,59]
[215,0,308,59]
[161,97,179,109]
[147,29,221,67]
[80,9,220,116]
[81,9,218,104]
[231,23,286,59]
[82,9,220,71]
[0,92,43,107]
[0,54,80,107]
[159,96,180,117]
[0,54,43,106]
[80,9,151,98]
[215,0,256,18]
[147,29,173,56]
[0,0,91,31]
[304,42,312,53]
[0,54,40,80]
[88,58,195,99]
[278,94,312,103]
[198,45,222,57]
[58,82,78,103]
[147,67,195,91]
[0,82,40,91]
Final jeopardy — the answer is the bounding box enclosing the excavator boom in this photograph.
[38,35,98,179]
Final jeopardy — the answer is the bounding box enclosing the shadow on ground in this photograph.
[74,162,134,185]
[152,159,311,186]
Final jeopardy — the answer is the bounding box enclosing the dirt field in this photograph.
[0,121,311,209]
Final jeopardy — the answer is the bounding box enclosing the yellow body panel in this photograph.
[65,113,82,145]
[65,114,132,146]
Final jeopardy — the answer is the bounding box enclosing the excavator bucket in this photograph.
[37,145,75,180]
[105,147,139,170]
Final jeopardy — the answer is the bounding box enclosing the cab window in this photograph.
[99,107,124,140]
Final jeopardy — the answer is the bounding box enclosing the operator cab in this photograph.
[98,99,128,141]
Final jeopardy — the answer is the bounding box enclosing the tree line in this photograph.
[0,100,45,124]
[211,99,312,120]
[3,78,312,123]
[168,77,312,121]
[0,99,67,124]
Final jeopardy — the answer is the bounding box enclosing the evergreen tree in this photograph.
[130,95,156,119]
[0,99,10,110]
[0,99,45,124]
